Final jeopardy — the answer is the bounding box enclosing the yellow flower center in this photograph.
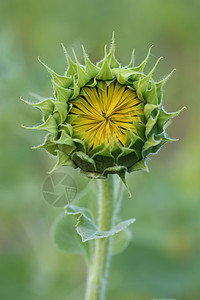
[70,81,143,150]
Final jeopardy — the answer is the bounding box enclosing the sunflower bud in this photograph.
[22,33,184,181]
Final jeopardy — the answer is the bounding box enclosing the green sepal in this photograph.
[88,141,106,158]
[51,213,89,258]
[103,165,126,175]
[96,80,103,90]
[145,111,159,138]
[38,57,73,88]
[22,115,58,138]
[117,148,139,168]
[117,170,131,198]
[126,48,135,69]
[134,57,162,101]
[144,103,159,119]
[72,49,91,87]
[56,130,76,155]
[65,205,135,242]
[116,66,127,85]
[105,78,116,86]
[129,133,144,151]
[131,45,153,73]
[96,45,114,81]
[61,43,77,77]
[70,75,80,100]
[49,150,74,174]
[72,152,96,172]
[124,129,137,148]
[107,31,120,68]
[157,107,185,134]
[52,111,60,125]
[85,77,97,87]
[142,134,161,158]
[32,134,57,156]
[60,123,73,136]
[111,227,132,256]
[144,79,158,105]
[128,159,149,173]
[79,170,107,179]
[20,97,54,121]
[155,69,176,104]
[112,68,141,83]
[72,138,87,153]
[53,101,68,123]
[52,81,72,102]
[132,119,146,141]
[150,136,173,154]
[110,139,123,158]
[81,45,100,78]
[130,136,144,159]
[92,145,115,173]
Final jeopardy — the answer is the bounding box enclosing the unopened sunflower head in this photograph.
[22,33,184,182]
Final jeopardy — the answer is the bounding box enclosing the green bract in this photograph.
[22,33,183,182]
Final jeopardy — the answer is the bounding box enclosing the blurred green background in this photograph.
[0,0,200,299]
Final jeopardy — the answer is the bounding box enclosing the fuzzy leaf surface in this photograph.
[65,205,135,242]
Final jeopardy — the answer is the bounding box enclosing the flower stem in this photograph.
[85,175,117,300]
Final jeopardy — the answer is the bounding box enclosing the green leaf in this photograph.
[65,205,135,242]
[111,227,132,256]
[51,213,88,257]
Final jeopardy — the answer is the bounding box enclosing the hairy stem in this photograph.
[85,175,120,300]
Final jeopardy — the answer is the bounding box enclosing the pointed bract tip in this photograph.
[61,43,70,60]
[81,44,85,52]
[37,56,46,67]
[21,124,29,129]
[112,31,115,44]
[61,42,66,51]
[20,96,31,105]
[72,48,81,66]
[149,56,163,75]
[104,44,107,54]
